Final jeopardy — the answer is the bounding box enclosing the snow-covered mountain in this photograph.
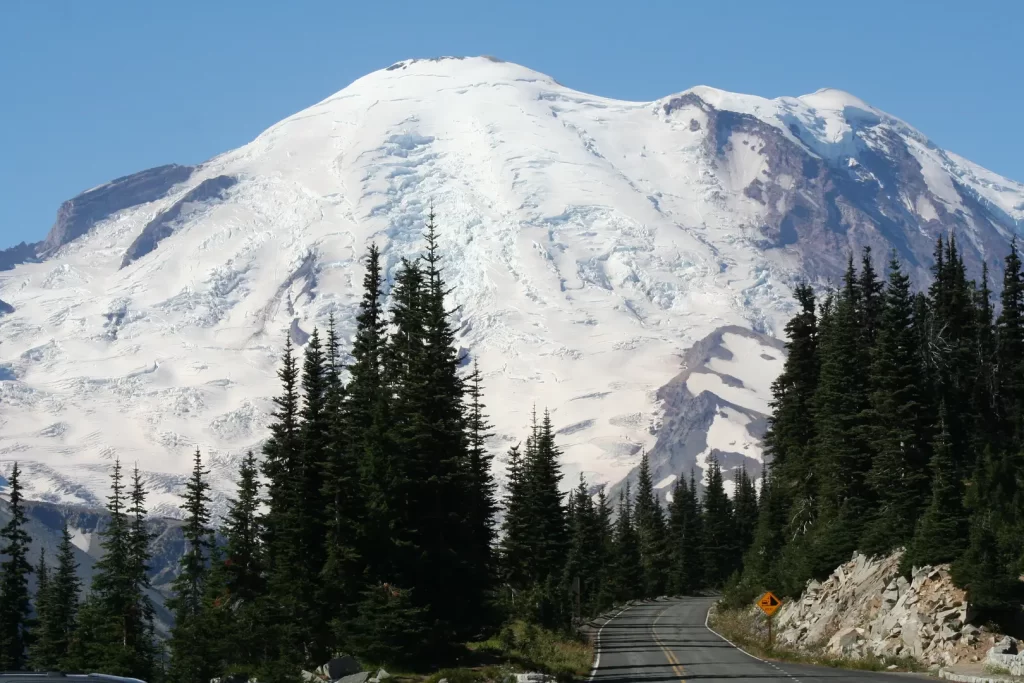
[1,56,1022,515]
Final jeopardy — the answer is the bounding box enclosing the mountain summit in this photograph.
[1,56,1022,513]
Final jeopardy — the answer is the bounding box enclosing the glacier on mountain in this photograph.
[1,56,1022,515]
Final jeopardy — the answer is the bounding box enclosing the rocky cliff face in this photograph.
[38,163,194,257]
[775,551,999,669]
[609,325,784,503]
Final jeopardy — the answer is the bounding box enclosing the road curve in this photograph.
[588,597,932,682]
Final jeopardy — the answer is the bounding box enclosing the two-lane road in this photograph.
[589,597,933,682]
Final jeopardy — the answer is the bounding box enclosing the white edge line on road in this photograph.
[587,602,634,682]
[703,602,771,664]
[704,603,803,683]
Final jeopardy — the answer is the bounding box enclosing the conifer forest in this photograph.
[1,217,1023,681]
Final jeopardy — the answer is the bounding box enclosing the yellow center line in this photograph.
[652,603,687,681]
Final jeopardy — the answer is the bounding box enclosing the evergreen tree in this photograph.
[76,460,156,679]
[594,487,615,610]
[633,452,668,597]
[762,283,819,551]
[407,213,481,639]
[732,466,759,558]
[168,448,215,683]
[463,360,498,632]
[701,458,737,587]
[261,337,301,572]
[259,337,305,678]
[926,235,978,475]
[563,476,604,618]
[858,246,884,346]
[666,477,690,595]
[610,485,641,603]
[810,258,873,576]
[970,264,999,456]
[27,550,50,669]
[862,254,932,556]
[294,328,331,664]
[499,444,531,590]
[952,441,1023,614]
[125,466,158,680]
[523,410,568,583]
[219,451,264,605]
[996,240,1024,447]
[681,470,705,594]
[902,406,969,572]
[0,463,33,670]
[320,314,360,638]
[36,523,80,670]
[347,583,428,668]
[207,451,265,678]
[742,468,787,594]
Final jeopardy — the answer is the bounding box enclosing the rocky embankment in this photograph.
[774,551,1001,669]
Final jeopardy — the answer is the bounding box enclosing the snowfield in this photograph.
[1,56,1021,516]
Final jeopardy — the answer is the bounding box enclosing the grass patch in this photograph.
[422,666,511,683]
[462,620,593,682]
[708,604,923,674]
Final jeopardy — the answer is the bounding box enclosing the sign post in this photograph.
[756,591,782,650]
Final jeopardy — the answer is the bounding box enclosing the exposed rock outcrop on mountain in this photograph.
[609,325,784,503]
[39,163,194,257]
[774,551,1000,668]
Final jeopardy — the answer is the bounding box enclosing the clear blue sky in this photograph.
[1,0,1019,249]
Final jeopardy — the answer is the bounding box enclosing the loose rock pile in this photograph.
[210,655,391,683]
[774,551,998,668]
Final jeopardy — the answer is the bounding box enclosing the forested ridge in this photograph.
[736,237,1024,618]
[0,224,1022,680]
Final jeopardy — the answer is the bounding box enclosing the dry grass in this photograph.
[708,604,924,673]
[412,621,594,682]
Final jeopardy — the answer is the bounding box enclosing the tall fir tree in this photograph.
[681,470,705,594]
[27,550,50,669]
[902,405,969,572]
[33,522,80,670]
[701,458,737,587]
[563,476,606,618]
[207,450,265,678]
[633,452,669,597]
[742,467,788,594]
[75,460,156,680]
[294,328,331,664]
[259,336,305,678]
[320,314,360,638]
[498,444,531,590]
[810,258,873,576]
[524,410,568,583]
[862,254,932,556]
[408,213,481,640]
[168,448,215,683]
[732,466,759,559]
[666,477,691,595]
[463,360,498,633]
[858,246,884,346]
[762,282,819,554]
[996,240,1024,448]
[610,485,642,604]
[0,463,33,671]
[126,465,158,681]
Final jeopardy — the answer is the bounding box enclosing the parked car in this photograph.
[0,675,146,683]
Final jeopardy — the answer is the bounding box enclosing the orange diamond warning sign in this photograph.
[757,591,782,617]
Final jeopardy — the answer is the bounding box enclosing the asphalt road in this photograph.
[588,597,933,682]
